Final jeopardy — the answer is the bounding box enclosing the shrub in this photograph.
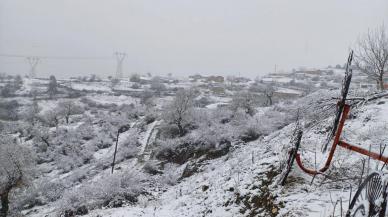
[159,124,181,139]
[143,160,163,175]
[116,129,141,161]
[131,83,141,89]
[0,100,19,120]
[155,134,231,164]
[144,113,156,125]
[58,171,144,214]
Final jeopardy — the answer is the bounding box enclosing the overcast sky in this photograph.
[0,0,387,78]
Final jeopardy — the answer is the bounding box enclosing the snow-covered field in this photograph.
[74,97,388,217]
[1,75,387,217]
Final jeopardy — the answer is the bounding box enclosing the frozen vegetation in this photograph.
[0,68,388,217]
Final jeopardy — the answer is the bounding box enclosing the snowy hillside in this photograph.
[77,96,388,217]
[1,74,388,217]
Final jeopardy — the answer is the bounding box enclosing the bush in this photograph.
[129,74,141,82]
[59,171,144,214]
[131,83,141,89]
[116,130,141,161]
[0,100,19,120]
[155,135,231,164]
[144,113,156,125]
[41,181,67,202]
[143,160,163,175]
[159,124,181,139]
[53,128,94,173]
[238,126,261,142]
[195,96,213,108]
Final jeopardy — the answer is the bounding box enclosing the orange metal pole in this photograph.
[296,103,388,175]
[338,141,388,163]
[295,105,351,175]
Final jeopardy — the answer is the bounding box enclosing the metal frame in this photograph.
[346,172,388,217]
[295,103,388,176]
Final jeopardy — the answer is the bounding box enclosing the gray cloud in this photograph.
[0,0,387,78]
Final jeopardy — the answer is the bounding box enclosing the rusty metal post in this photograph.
[295,104,351,175]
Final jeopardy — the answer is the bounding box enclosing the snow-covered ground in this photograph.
[76,96,388,217]
[2,74,387,217]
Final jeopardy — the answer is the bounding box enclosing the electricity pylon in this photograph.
[114,52,126,79]
[27,57,40,78]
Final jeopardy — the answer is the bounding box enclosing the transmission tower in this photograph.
[114,52,126,79]
[27,57,40,78]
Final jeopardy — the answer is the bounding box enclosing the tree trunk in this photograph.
[41,137,50,147]
[0,191,9,217]
[177,123,184,137]
[266,95,272,106]
[379,73,385,91]
[65,115,69,124]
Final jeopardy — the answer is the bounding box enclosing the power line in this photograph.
[0,54,26,58]
[0,53,127,77]
[0,53,114,60]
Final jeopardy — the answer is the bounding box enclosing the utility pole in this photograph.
[27,57,40,78]
[111,125,130,174]
[114,52,126,79]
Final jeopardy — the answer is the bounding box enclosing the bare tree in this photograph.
[164,88,196,136]
[13,75,23,90]
[250,83,275,106]
[47,75,58,99]
[32,124,51,148]
[0,84,13,98]
[139,89,155,109]
[150,76,167,95]
[0,135,33,217]
[57,100,83,124]
[262,85,275,106]
[44,110,60,128]
[23,100,41,126]
[355,25,388,91]
[230,91,258,116]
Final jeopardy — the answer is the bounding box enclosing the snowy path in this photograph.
[138,120,161,162]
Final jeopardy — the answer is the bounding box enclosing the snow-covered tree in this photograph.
[23,100,41,126]
[355,24,388,91]
[57,100,84,124]
[163,88,196,136]
[47,75,58,99]
[31,124,52,153]
[230,91,258,116]
[0,84,13,98]
[262,85,275,106]
[129,73,141,82]
[0,100,19,121]
[139,89,154,108]
[43,109,61,128]
[0,135,33,217]
[249,83,275,106]
[13,75,23,90]
[53,128,94,173]
[150,76,167,94]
